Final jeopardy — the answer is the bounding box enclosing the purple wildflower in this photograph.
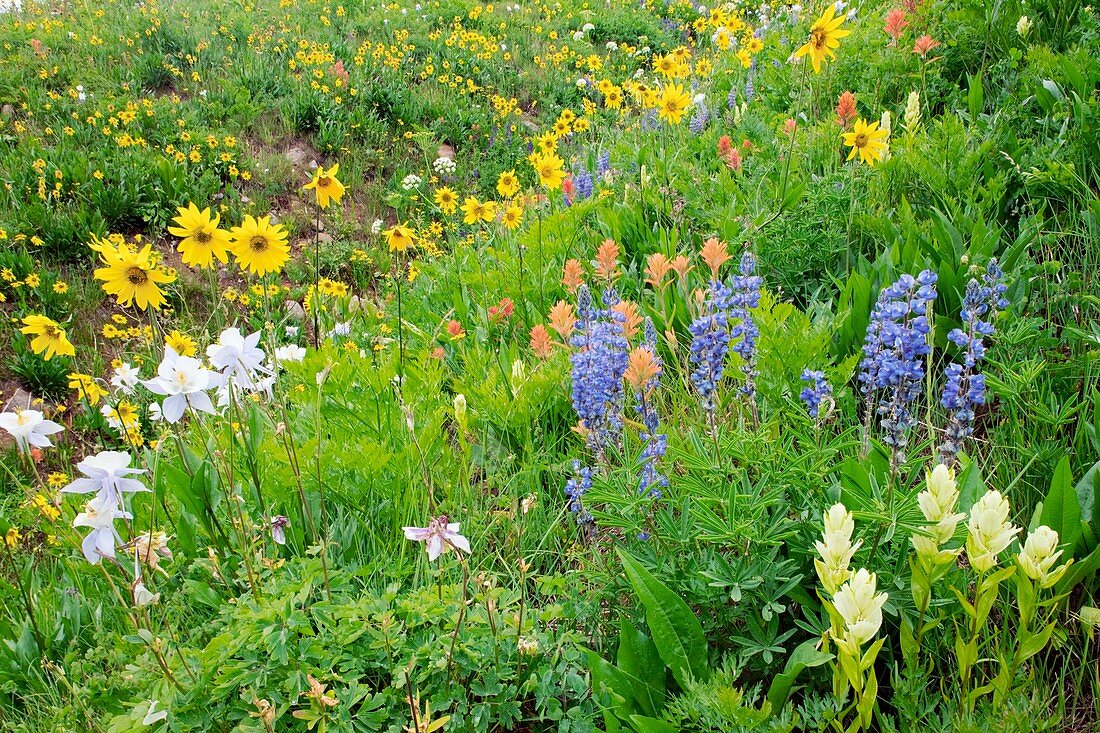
[938,259,1007,465]
[800,369,834,419]
[859,270,938,465]
[570,285,629,456]
[689,280,733,427]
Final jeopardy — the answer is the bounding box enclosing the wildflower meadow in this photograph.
[0,0,1098,731]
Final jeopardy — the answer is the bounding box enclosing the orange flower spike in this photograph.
[836,91,857,127]
[595,238,620,281]
[548,300,577,340]
[624,346,662,392]
[612,300,642,340]
[645,253,673,290]
[700,237,731,278]
[562,259,585,293]
[671,255,694,282]
[530,324,554,359]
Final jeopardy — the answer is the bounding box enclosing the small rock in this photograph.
[437,142,455,160]
[285,300,306,321]
[0,104,13,119]
[316,231,333,244]
[2,387,36,412]
[285,145,309,166]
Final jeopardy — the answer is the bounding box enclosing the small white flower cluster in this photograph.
[432,156,456,175]
[401,173,423,191]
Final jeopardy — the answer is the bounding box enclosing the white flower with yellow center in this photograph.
[0,409,63,453]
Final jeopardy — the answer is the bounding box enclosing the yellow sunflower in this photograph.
[385,223,416,253]
[496,170,520,198]
[529,151,565,190]
[168,202,231,269]
[502,204,523,231]
[229,215,290,276]
[93,241,176,310]
[461,196,497,224]
[793,5,851,73]
[303,164,346,209]
[20,315,75,360]
[434,186,459,215]
[842,118,890,166]
[658,84,692,125]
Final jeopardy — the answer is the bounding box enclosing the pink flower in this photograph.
[836,90,858,127]
[885,8,909,42]
[912,34,941,59]
[403,516,471,561]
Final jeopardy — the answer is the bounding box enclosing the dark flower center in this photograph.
[195,229,212,244]
[127,267,148,285]
[250,236,269,252]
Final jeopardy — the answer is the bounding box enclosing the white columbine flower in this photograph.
[965,489,1020,573]
[0,409,63,453]
[62,450,149,509]
[274,344,307,364]
[403,515,471,561]
[832,568,887,656]
[143,347,216,423]
[207,327,271,391]
[73,498,128,564]
[1017,525,1069,588]
[110,362,141,394]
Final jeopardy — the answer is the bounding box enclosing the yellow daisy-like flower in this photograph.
[385,223,416,253]
[658,83,692,124]
[793,5,851,73]
[165,330,197,357]
[168,202,231,269]
[93,241,176,310]
[529,151,565,191]
[303,164,346,209]
[20,315,76,360]
[434,186,459,215]
[841,118,890,166]
[229,215,291,276]
[496,170,520,198]
[461,196,497,224]
[502,204,523,231]
[68,373,106,405]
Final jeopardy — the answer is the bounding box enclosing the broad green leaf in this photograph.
[617,550,709,688]
[617,618,666,716]
[766,638,833,712]
[629,715,678,733]
[1040,456,1082,552]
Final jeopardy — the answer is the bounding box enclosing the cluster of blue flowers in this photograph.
[938,259,1008,464]
[689,105,709,134]
[688,253,763,425]
[596,150,611,179]
[636,320,667,500]
[729,252,762,400]
[858,270,938,462]
[800,369,834,419]
[570,285,629,456]
[564,460,594,531]
[689,279,734,421]
[567,167,594,205]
